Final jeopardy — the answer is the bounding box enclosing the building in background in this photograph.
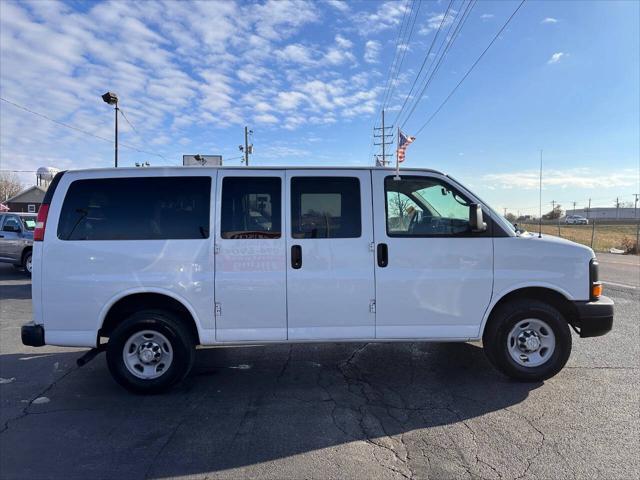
[5,185,46,213]
[569,208,639,220]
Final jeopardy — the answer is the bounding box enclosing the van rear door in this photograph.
[285,170,375,340]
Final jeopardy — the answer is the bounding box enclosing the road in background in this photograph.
[0,262,638,479]
[598,252,640,290]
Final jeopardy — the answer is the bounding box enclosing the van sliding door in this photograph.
[214,170,287,341]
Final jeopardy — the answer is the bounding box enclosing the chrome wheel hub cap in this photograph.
[507,319,556,368]
[123,330,173,380]
[519,330,541,352]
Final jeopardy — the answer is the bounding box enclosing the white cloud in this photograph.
[547,52,565,64]
[335,34,353,49]
[0,0,384,176]
[483,169,638,190]
[255,113,279,124]
[420,11,455,35]
[480,13,494,21]
[364,40,381,63]
[276,44,317,65]
[541,17,559,24]
[325,0,349,12]
[354,1,407,34]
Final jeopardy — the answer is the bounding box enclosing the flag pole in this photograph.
[394,127,401,180]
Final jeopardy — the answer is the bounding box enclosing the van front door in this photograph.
[286,171,376,340]
[214,170,287,341]
[372,171,494,339]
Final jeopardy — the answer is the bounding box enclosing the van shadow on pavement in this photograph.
[0,341,540,479]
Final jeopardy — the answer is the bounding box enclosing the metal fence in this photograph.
[517,222,639,254]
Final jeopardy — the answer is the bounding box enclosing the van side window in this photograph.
[57,177,211,240]
[385,176,471,236]
[221,177,281,239]
[291,177,361,239]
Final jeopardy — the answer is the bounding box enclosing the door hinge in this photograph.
[369,242,375,252]
[214,244,221,254]
[215,303,222,316]
[369,299,376,314]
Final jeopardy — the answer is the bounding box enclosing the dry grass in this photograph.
[519,223,639,254]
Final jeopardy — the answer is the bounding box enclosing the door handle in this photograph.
[291,245,302,269]
[377,243,388,268]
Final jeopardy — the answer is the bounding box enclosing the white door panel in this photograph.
[372,170,493,339]
[286,170,375,340]
[214,170,287,341]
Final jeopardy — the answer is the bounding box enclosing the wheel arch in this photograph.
[480,285,578,338]
[21,246,32,262]
[99,290,202,344]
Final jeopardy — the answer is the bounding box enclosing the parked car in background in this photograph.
[22,167,613,393]
[565,215,589,225]
[0,212,36,275]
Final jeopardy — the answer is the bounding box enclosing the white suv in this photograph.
[22,167,613,393]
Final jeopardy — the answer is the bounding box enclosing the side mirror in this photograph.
[469,204,487,233]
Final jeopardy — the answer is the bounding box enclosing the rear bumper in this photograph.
[572,296,614,338]
[21,322,45,347]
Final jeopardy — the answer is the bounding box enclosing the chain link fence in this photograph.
[517,222,639,254]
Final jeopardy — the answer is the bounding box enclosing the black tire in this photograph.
[22,250,32,276]
[483,299,572,381]
[106,310,195,394]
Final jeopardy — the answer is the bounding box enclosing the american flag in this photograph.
[396,129,415,163]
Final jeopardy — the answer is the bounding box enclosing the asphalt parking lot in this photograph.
[0,256,638,480]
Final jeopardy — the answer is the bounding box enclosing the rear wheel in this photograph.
[106,310,195,393]
[483,299,571,381]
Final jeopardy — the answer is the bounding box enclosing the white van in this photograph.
[22,167,613,393]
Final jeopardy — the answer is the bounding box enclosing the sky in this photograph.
[0,0,638,216]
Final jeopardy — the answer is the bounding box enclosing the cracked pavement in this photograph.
[0,261,638,479]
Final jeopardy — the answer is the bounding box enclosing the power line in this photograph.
[413,0,527,137]
[0,97,177,165]
[391,0,455,126]
[399,0,476,130]
[378,0,413,117]
[381,0,424,111]
[369,0,413,163]
[119,108,141,136]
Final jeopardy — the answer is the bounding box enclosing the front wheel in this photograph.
[22,251,33,276]
[483,299,572,381]
[106,310,195,393]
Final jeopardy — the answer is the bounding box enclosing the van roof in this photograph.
[65,165,447,175]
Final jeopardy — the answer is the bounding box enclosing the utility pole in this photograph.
[572,201,577,215]
[239,126,253,166]
[615,197,620,219]
[503,208,507,217]
[587,198,591,219]
[633,194,639,220]
[373,109,393,166]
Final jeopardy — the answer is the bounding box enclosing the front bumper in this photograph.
[21,322,45,347]
[572,296,614,338]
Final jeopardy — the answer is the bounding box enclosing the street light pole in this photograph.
[101,91,120,168]
[114,100,118,168]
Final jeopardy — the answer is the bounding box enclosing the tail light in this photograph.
[589,259,602,301]
[33,170,64,242]
[34,204,49,241]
